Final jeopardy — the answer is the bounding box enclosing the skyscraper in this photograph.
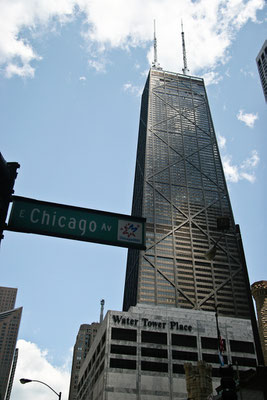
[5,348,19,400]
[256,39,267,102]
[0,287,22,400]
[123,66,253,321]
[0,287,17,313]
[69,322,100,400]
[76,41,264,400]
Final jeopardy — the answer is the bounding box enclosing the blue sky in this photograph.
[0,0,266,399]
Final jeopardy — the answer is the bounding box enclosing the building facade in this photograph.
[256,40,267,102]
[69,323,100,400]
[5,348,18,400]
[77,306,258,400]
[0,287,22,400]
[0,287,17,313]
[123,68,254,323]
[76,65,262,399]
[251,281,267,366]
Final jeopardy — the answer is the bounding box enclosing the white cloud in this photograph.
[88,58,106,72]
[239,171,256,183]
[222,150,259,183]
[12,339,70,400]
[79,76,86,80]
[5,63,35,78]
[0,0,76,78]
[0,0,264,78]
[240,68,255,78]
[202,71,223,86]
[237,109,259,128]
[123,82,142,96]
[218,134,226,149]
[222,155,240,183]
[241,149,260,169]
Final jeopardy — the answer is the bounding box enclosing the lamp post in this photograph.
[215,304,224,366]
[20,378,61,400]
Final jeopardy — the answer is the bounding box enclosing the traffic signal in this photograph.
[220,365,237,400]
[0,153,20,241]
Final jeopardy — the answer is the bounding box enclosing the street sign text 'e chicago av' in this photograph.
[7,196,146,250]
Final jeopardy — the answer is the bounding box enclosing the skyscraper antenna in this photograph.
[100,299,105,323]
[152,20,161,69]
[181,20,189,75]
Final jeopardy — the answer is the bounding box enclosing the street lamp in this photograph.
[20,378,61,400]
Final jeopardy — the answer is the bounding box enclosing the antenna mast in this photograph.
[152,20,161,69]
[100,299,105,323]
[181,20,189,75]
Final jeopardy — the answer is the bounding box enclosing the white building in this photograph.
[77,305,257,400]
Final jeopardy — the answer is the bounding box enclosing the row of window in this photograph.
[109,355,256,373]
[111,328,255,354]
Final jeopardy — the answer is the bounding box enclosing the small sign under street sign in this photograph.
[7,196,146,250]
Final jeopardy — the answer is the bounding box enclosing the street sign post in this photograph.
[7,196,146,250]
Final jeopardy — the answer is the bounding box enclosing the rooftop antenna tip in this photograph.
[152,20,161,69]
[100,299,105,323]
[181,19,189,75]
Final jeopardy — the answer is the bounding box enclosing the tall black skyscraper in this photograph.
[123,66,255,323]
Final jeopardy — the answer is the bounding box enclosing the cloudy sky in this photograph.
[0,0,266,399]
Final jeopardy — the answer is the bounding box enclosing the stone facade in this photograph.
[251,281,267,366]
[77,305,257,400]
[184,361,212,400]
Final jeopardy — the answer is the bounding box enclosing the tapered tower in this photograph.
[123,67,252,320]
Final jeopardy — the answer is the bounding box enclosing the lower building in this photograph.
[0,286,22,400]
[77,305,257,400]
[5,348,19,400]
[69,323,100,400]
[0,307,22,400]
[251,280,267,366]
[0,287,17,313]
[256,40,267,102]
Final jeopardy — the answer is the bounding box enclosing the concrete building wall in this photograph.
[77,305,257,400]
[251,280,267,366]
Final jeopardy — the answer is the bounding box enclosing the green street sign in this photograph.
[7,196,146,250]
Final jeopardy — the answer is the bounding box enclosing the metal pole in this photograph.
[20,378,61,399]
[235,362,243,400]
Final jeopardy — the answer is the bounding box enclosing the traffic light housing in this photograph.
[220,365,237,400]
[0,153,20,241]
